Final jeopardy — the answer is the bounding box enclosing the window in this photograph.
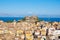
[58,36,60,39]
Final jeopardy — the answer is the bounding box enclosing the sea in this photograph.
[0,17,60,22]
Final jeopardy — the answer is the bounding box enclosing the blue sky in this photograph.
[0,0,60,17]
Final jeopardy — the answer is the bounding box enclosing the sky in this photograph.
[0,0,60,17]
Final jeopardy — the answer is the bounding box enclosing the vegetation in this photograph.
[6,20,13,23]
[37,17,43,21]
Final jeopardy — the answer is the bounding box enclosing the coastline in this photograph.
[0,17,60,22]
[0,16,60,40]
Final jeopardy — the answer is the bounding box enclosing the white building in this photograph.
[52,30,60,40]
